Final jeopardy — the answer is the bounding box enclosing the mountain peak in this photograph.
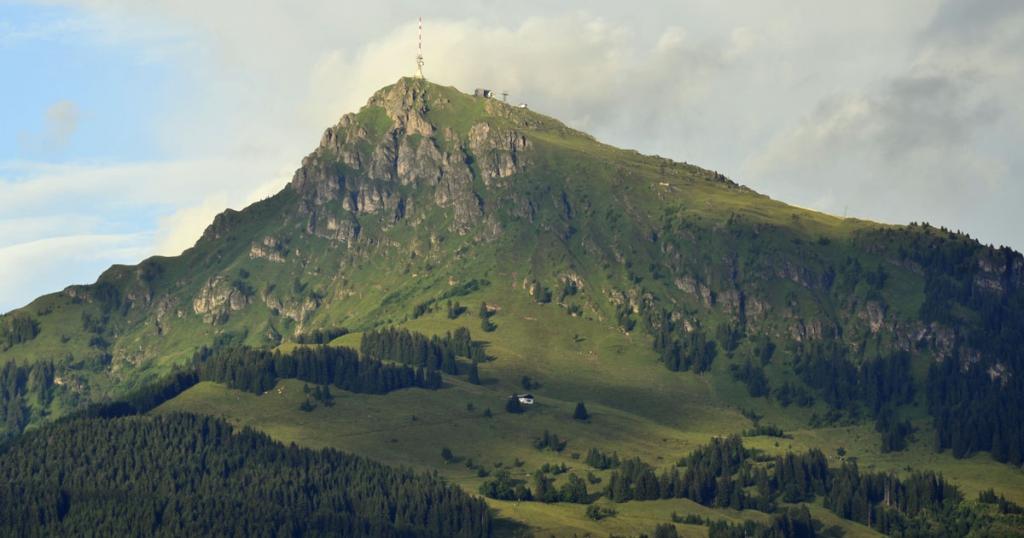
[368,77,446,110]
[364,77,439,137]
[288,78,553,237]
[359,77,588,141]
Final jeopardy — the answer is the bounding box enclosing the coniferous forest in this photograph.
[862,227,1024,463]
[1,326,495,441]
[1,359,55,439]
[195,344,442,394]
[62,347,440,426]
[360,326,489,373]
[0,413,490,537]
[477,434,1020,536]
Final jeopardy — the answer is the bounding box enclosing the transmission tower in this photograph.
[414,17,425,79]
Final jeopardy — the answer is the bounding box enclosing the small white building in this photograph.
[513,393,535,405]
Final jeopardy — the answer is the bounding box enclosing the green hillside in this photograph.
[2,77,1023,535]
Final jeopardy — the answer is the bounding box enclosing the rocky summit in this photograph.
[2,77,1024,536]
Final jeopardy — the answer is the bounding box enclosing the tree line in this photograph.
[585,448,621,470]
[795,346,914,414]
[656,328,718,374]
[707,506,816,538]
[68,342,445,424]
[864,225,1024,466]
[928,351,1024,464]
[0,359,55,438]
[476,433,1001,533]
[522,434,1002,535]
[0,314,40,350]
[793,343,915,451]
[5,326,486,439]
[195,344,442,395]
[360,327,488,375]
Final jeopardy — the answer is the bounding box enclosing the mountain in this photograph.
[2,77,1023,535]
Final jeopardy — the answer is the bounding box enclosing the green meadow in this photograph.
[156,283,1024,535]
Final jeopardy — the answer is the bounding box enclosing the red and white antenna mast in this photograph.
[414,17,425,79]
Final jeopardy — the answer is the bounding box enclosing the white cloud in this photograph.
[306,13,749,145]
[152,195,232,257]
[153,170,291,256]
[17,100,81,155]
[45,101,79,145]
[741,1,1023,248]
[0,158,291,311]
[0,233,152,311]
[0,14,92,44]
[0,158,288,217]
[725,27,757,61]
[656,27,687,53]
[0,214,104,248]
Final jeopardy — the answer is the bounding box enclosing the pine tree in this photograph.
[478,303,496,331]
[320,385,334,406]
[559,473,589,503]
[446,301,465,319]
[505,396,524,414]
[573,401,589,421]
[653,523,679,538]
[467,362,481,385]
[441,352,458,375]
[533,471,556,502]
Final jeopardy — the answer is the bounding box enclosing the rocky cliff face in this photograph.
[193,276,252,325]
[291,78,531,239]
[467,121,531,185]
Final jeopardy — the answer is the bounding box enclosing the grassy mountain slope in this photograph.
[153,301,1024,535]
[2,77,1023,534]
[0,79,929,392]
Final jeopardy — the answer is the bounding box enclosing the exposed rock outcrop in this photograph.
[290,79,513,237]
[468,122,531,184]
[674,275,715,306]
[193,276,252,324]
[249,236,287,262]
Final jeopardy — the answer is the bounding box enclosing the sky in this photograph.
[1,0,1022,313]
